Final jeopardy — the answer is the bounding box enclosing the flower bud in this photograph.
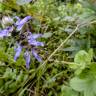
[2,16,13,27]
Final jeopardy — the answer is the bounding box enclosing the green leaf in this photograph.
[42,32,52,38]
[84,89,94,96]
[88,48,93,61]
[0,80,4,87]
[0,50,8,62]
[61,85,79,96]
[19,88,27,96]
[81,0,96,12]
[70,77,87,92]
[68,63,80,69]
[70,77,96,96]
[75,68,84,75]
[89,63,96,78]
[74,50,91,65]
[0,3,3,12]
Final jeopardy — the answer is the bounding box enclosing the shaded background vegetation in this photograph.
[0,0,96,96]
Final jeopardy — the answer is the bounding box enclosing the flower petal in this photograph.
[27,32,44,46]
[15,16,32,31]
[29,34,42,39]
[14,44,22,61]
[0,27,13,37]
[16,24,23,31]
[24,51,30,69]
[32,49,42,62]
[28,39,44,46]
[27,32,42,39]
[16,16,32,26]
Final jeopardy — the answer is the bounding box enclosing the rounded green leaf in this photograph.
[74,50,91,65]
[70,77,87,92]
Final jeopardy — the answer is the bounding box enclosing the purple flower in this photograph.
[32,49,42,62]
[27,32,44,47]
[16,16,32,31]
[0,15,44,69]
[14,44,22,61]
[24,51,30,69]
[0,27,13,38]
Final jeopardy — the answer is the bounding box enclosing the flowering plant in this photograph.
[0,16,44,69]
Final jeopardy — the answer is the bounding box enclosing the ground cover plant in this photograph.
[0,0,96,96]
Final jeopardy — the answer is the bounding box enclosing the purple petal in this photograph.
[14,44,22,61]
[0,30,8,37]
[16,16,32,26]
[15,16,32,31]
[24,51,30,69]
[16,24,23,31]
[28,39,44,46]
[0,27,13,37]
[27,32,42,40]
[27,32,44,46]
[7,27,13,32]
[29,34,42,39]
[32,49,42,62]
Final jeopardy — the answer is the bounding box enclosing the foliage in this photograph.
[0,67,28,96]
[0,0,96,96]
[70,49,96,96]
